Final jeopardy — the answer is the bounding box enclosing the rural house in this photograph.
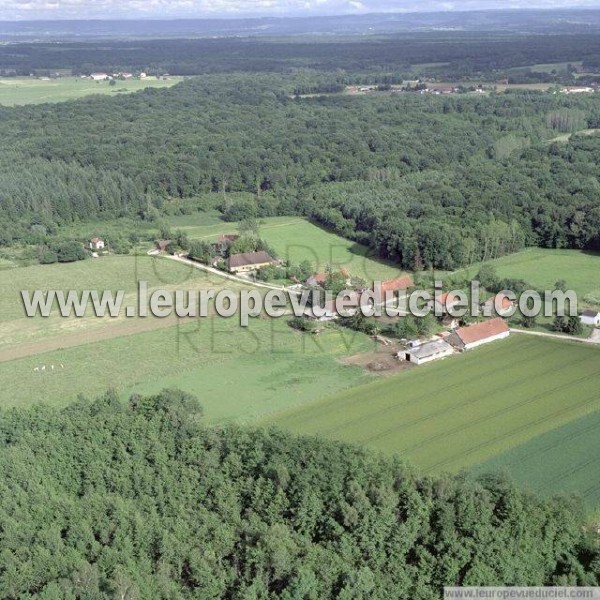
[482,293,516,317]
[89,237,105,251]
[580,310,600,327]
[429,291,464,314]
[400,339,454,366]
[90,72,109,81]
[306,273,328,287]
[228,251,276,273]
[303,292,360,321]
[155,239,172,252]
[448,317,510,351]
[377,275,415,295]
[213,234,240,256]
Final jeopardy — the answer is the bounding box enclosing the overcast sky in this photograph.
[1,0,598,21]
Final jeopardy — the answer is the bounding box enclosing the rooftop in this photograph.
[455,317,509,345]
[229,251,275,269]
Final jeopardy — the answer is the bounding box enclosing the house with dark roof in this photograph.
[580,310,600,327]
[306,273,328,288]
[228,251,276,273]
[448,317,510,351]
[213,234,240,256]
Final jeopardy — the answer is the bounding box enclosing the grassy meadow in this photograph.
[0,316,373,421]
[455,248,600,305]
[0,77,183,106]
[268,335,600,481]
[169,214,403,282]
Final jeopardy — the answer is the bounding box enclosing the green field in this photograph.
[455,248,600,305]
[0,77,183,106]
[473,409,600,507]
[268,336,600,478]
[0,316,373,421]
[0,253,373,418]
[171,214,403,282]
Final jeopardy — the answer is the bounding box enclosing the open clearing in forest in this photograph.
[172,215,403,282]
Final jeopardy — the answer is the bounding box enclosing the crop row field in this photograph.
[268,335,600,485]
[473,409,600,507]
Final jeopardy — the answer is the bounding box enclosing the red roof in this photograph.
[217,234,239,243]
[455,318,509,345]
[485,294,514,311]
[307,272,328,285]
[379,275,414,293]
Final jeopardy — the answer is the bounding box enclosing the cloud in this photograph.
[0,0,597,20]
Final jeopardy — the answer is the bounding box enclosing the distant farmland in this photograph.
[473,409,600,508]
[0,77,183,106]
[268,336,600,480]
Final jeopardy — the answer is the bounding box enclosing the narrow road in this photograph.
[510,327,600,345]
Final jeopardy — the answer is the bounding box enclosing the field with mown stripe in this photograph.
[473,409,600,507]
[268,336,600,477]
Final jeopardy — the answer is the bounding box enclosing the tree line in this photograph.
[0,389,597,598]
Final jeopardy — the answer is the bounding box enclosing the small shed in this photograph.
[580,310,600,327]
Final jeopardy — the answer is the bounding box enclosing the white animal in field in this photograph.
[51,365,55,371]
[33,367,39,372]
[41,365,46,372]
[60,364,64,369]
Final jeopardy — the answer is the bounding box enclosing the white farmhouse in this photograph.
[580,310,600,327]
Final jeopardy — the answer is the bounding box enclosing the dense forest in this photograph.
[2,33,600,80]
[0,73,599,269]
[0,389,597,598]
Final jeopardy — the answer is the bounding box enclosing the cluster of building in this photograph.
[85,72,151,81]
[401,317,510,366]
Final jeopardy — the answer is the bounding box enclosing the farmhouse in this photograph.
[303,292,360,321]
[306,272,328,287]
[229,251,276,273]
[430,291,464,314]
[156,239,172,252]
[213,234,239,256]
[482,293,516,317]
[580,310,600,327]
[90,73,109,81]
[89,237,105,251]
[400,339,454,366]
[448,317,510,351]
[378,275,414,295]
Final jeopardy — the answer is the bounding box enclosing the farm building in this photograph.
[429,291,464,314]
[377,275,415,294]
[89,237,105,251]
[482,293,516,317]
[400,339,454,366]
[448,317,510,351]
[306,273,328,287]
[303,292,360,321]
[229,251,276,273]
[580,310,600,327]
[90,73,109,81]
[213,234,239,256]
[155,239,172,252]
